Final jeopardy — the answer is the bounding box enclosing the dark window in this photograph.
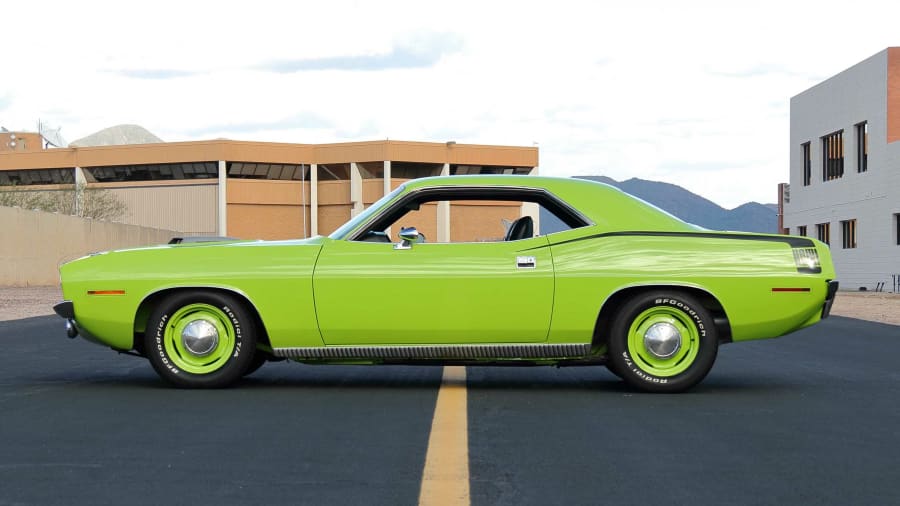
[84,162,218,182]
[895,214,900,246]
[798,225,807,236]
[0,168,74,186]
[227,162,310,180]
[317,164,351,181]
[840,219,857,249]
[816,222,830,245]
[856,122,868,173]
[801,142,812,186]
[390,162,443,179]
[450,165,532,175]
[821,131,844,181]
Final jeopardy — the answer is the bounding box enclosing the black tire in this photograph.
[144,290,256,388]
[607,291,718,393]
[605,361,624,380]
[244,351,268,377]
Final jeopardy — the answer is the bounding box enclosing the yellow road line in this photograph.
[418,366,470,506]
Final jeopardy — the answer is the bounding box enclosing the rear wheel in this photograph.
[244,352,269,377]
[145,290,256,388]
[607,291,718,393]
[605,359,623,379]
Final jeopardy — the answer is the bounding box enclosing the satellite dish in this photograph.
[38,123,67,148]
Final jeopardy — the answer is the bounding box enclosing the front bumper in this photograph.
[821,281,839,318]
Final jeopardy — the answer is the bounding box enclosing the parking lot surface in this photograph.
[1,316,898,505]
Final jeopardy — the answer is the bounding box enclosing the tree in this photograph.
[0,183,126,221]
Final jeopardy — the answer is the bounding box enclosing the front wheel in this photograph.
[145,290,257,388]
[607,291,718,393]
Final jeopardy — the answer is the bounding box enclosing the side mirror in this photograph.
[394,227,420,250]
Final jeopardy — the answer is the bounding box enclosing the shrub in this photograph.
[0,183,126,221]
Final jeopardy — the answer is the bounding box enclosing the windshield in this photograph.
[328,184,407,240]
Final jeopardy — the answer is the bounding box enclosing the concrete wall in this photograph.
[786,49,900,290]
[0,206,179,286]
[100,181,218,236]
[0,132,42,153]
[226,179,311,240]
[316,180,352,237]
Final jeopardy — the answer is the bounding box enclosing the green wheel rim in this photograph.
[163,303,235,375]
[626,306,700,377]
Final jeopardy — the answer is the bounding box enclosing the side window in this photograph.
[351,188,587,244]
[448,199,524,242]
[395,202,439,242]
[402,200,578,243]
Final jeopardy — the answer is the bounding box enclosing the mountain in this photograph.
[540,176,777,234]
[721,202,779,233]
[70,124,162,147]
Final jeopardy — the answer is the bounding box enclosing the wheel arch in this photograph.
[132,286,271,355]
[592,284,731,349]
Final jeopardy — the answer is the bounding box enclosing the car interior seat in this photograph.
[504,216,534,241]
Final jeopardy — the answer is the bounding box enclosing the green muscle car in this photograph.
[53,175,838,392]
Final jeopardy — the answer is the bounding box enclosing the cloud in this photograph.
[0,93,11,111]
[181,113,334,137]
[656,160,741,173]
[334,123,380,140]
[258,33,463,73]
[704,64,813,80]
[107,69,200,80]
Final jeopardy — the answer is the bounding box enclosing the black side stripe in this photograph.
[520,231,816,251]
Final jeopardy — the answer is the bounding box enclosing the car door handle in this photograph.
[516,256,536,269]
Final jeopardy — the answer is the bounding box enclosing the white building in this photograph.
[785,48,900,291]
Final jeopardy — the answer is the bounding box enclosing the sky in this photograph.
[1,0,898,208]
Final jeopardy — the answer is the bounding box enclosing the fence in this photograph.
[0,206,178,286]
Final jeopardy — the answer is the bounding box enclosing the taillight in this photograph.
[792,247,821,274]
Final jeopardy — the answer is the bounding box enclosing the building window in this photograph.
[895,214,900,246]
[390,162,443,179]
[840,219,857,249]
[798,225,807,236]
[821,131,844,181]
[450,165,532,175]
[816,222,830,245]
[227,162,310,180]
[856,122,868,173]
[0,168,75,185]
[84,162,218,182]
[801,142,812,186]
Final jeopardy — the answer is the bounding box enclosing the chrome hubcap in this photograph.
[181,320,219,356]
[643,322,682,359]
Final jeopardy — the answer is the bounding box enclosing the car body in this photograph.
[54,175,838,392]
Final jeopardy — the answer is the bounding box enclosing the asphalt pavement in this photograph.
[1,315,898,506]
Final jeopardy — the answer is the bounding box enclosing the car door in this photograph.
[312,235,554,345]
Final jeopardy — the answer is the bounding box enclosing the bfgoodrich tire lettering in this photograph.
[608,291,718,393]
[144,290,257,388]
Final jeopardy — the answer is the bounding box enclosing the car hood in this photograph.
[63,236,325,264]
[59,236,328,285]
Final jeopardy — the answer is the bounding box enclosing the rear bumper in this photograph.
[53,300,74,319]
[821,281,839,318]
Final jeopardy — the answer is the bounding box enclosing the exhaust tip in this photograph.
[66,320,78,339]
